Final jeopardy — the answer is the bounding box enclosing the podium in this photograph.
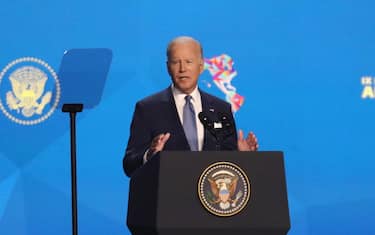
[127,151,290,235]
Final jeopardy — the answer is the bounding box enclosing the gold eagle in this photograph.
[6,66,51,117]
[208,176,238,204]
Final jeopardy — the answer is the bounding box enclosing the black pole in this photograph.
[62,104,83,235]
[70,111,78,235]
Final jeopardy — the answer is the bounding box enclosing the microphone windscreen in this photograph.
[198,111,214,129]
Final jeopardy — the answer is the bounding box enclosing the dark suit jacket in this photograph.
[123,86,238,177]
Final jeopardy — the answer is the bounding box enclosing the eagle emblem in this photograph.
[6,66,51,117]
[0,57,60,125]
[198,162,250,217]
[208,170,242,210]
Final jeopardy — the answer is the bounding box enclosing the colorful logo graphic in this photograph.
[204,54,244,112]
[361,76,375,99]
[198,161,250,217]
[0,57,61,125]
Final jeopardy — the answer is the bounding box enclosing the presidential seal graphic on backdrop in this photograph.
[198,161,250,217]
[0,57,60,125]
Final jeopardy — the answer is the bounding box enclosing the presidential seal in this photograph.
[198,161,250,217]
[0,57,60,125]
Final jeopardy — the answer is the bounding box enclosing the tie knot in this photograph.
[185,95,193,102]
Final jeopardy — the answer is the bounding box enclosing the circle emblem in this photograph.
[0,57,61,125]
[198,161,250,217]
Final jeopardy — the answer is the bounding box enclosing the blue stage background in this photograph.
[1,0,374,234]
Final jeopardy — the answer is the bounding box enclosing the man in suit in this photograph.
[123,36,258,177]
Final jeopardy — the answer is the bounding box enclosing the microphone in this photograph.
[199,110,221,150]
[217,111,235,136]
[198,111,216,136]
[199,110,235,150]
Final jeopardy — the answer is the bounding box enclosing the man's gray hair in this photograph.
[166,36,204,60]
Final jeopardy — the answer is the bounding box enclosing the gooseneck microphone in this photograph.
[198,111,215,136]
[217,111,235,136]
[198,111,221,150]
[199,110,235,150]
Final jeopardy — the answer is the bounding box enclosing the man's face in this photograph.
[167,41,204,94]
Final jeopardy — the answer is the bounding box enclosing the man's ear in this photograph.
[199,58,204,74]
[166,61,172,76]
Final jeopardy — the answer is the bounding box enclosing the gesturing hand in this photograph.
[237,130,258,151]
[147,133,171,160]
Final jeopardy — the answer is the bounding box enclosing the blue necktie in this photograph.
[183,95,198,151]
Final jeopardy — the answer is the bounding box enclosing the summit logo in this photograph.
[361,76,375,99]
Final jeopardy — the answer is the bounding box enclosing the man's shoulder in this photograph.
[135,86,230,109]
[136,87,171,106]
[200,89,230,107]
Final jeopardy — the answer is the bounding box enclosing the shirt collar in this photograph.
[171,84,200,103]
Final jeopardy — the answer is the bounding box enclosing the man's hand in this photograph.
[147,133,171,160]
[237,130,258,151]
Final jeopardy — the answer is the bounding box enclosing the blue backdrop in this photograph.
[1,0,374,234]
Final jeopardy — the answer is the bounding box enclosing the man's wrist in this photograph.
[143,149,150,164]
